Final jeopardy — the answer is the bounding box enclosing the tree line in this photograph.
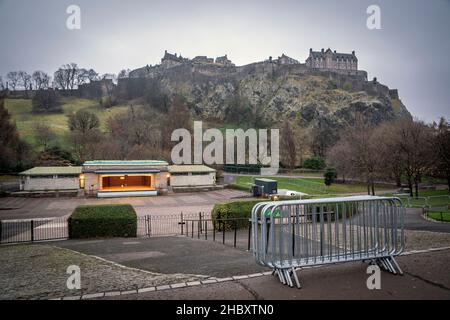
[0,64,131,92]
[279,114,450,197]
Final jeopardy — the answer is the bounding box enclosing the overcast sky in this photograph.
[0,0,449,122]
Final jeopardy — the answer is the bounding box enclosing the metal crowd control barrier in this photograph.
[251,196,405,288]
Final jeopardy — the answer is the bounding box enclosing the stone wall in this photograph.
[22,176,79,191]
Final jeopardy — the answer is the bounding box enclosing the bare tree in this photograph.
[107,106,165,159]
[53,63,79,90]
[6,71,20,91]
[76,68,90,86]
[391,119,434,197]
[373,122,404,187]
[87,69,99,82]
[68,109,102,163]
[294,125,310,166]
[280,121,297,170]
[100,73,117,108]
[69,129,102,163]
[68,109,100,134]
[333,114,381,195]
[326,139,353,183]
[33,122,55,149]
[432,117,450,191]
[32,71,51,90]
[311,116,340,157]
[0,76,4,90]
[53,68,69,90]
[18,71,31,89]
[65,63,78,90]
[32,89,62,113]
[161,95,192,150]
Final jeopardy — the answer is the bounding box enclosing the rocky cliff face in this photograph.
[119,61,411,128]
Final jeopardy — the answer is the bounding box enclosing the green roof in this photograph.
[20,166,82,176]
[168,165,216,173]
[83,160,169,166]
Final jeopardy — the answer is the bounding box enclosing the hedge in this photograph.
[68,204,137,239]
[212,200,262,230]
[211,197,352,230]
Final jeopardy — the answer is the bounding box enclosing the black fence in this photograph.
[0,217,68,244]
[0,213,252,250]
[183,217,252,250]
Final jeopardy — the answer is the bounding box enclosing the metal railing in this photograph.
[251,196,405,288]
[0,217,68,244]
[136,212,211,237]
[396,195,450,208]
[423,205,450,221]
[183,217,251,250]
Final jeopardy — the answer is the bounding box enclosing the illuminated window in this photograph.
[79,174,85,189]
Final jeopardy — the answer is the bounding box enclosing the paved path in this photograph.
[99,248,450,300]
[53,236,267,278]
[0,189,248,220]
[0,244,206,300]
[404,208,450,233]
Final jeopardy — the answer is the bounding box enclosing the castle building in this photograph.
[215,55,235,66]
[306,48,358,71]
[276,54,299,65]
[192,56,214,64]
[161,50,189,68]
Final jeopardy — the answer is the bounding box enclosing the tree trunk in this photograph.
[407,178,413,197]
[447,175,450,192]
[395,174,402,188]
[414,177,419,198]
[371,180,375,196]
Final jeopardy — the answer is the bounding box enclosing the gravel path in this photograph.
[0,244,206,300]
[404,229,450,251]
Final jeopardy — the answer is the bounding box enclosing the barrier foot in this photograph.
[388,256,403,275]
[274,268,302,289]
[374,257,403,275]
[291,267,301,289]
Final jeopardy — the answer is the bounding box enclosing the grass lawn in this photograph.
[427,210,450,222]
[232,175,392,196]
[5,97,130,146]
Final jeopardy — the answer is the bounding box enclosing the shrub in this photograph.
[68,204,137,238]
[302,156,326,170]
[324,168,337,186]
[212,200,261,230]
[32,89,62,113]
[211,196,359,230]
[343,81,353,91]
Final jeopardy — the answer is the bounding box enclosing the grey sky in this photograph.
[0,0,449,122]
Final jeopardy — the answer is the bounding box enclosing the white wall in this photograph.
[23,176,79,191]
[170,172,215,187]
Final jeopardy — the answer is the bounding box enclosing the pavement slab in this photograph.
[101,249,450,300]
[53,236,268,278]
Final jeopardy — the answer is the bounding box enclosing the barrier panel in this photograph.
[251,196,405,288]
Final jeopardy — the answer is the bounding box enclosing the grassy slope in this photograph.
[428,211,450,222]
[5,97,129,147]
[232,175,392,196]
